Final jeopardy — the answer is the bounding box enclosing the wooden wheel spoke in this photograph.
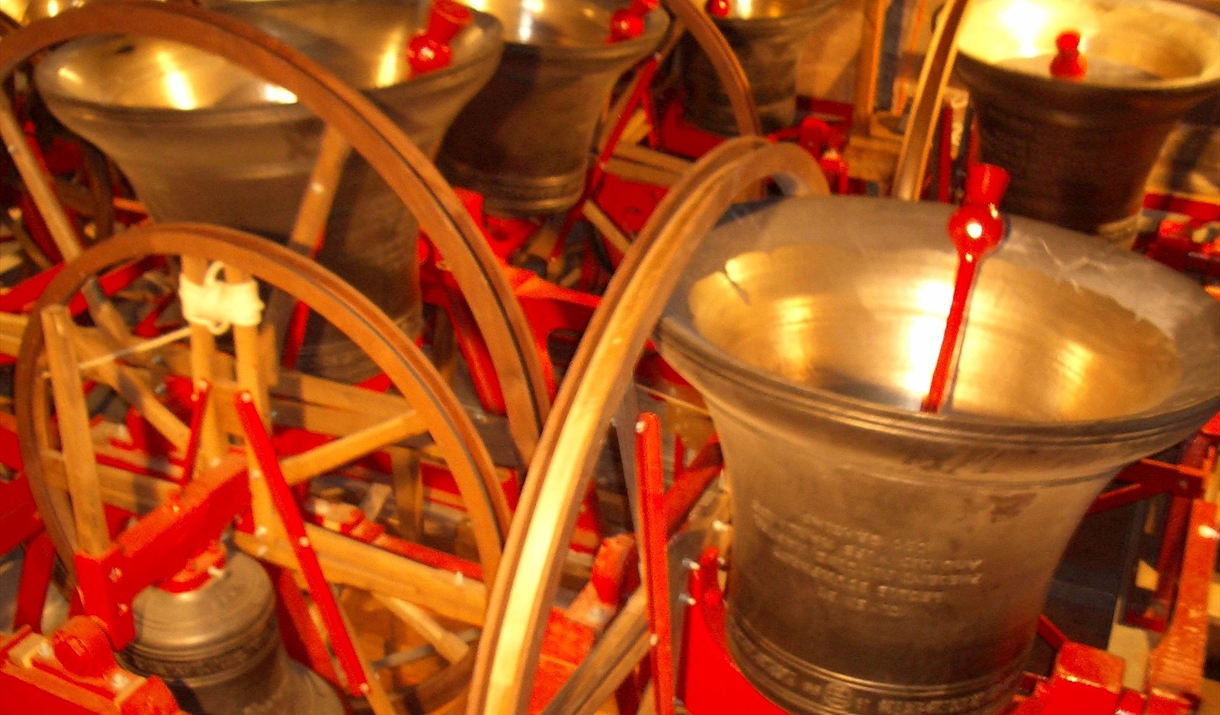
[468,140,829,715]
[72,331,192,450]
[264,126,353,340]
[236,525,487,626]
[375,593,472,664]
[605,144,692,188]
[280,412,429,486]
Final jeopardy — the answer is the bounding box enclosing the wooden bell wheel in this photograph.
[467,137,830,715]
[2,1,551,711]
[14,223,510,713]
[0,0,551,463]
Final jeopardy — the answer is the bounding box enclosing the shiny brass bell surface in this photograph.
[437,0,668,216]
[954,0,1220,245]
[657,195,1220,715]
[678,0,841,135]
[34,0,503,380]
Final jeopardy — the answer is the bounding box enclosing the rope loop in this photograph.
[178,262,264,335]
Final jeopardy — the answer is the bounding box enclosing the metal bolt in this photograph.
[117,603,129,615]
[454,572,465,586]
[109,672,129,689]
[207,567,225,579]
[359,683,371,695]
[255,525,268,538]
[239,392,252,403]
[649,634,658,646]
[711,519,729,533]
[250,469,262,480]
[683,558,701,571]
[683,594,697,606]
[634,420,645,433]
[108,568,122,583]
[255,545,269,558]
[297,537,310,548]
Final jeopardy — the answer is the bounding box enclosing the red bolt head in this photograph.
[406,0,474,74]
[50,618,114,678]
[706,0,732,18]
[609,9,645,41]
[949,164,1010,260]
[1055,30,1080,53]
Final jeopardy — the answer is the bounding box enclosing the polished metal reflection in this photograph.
[955,0,1220,245]
[124,552,343,715]
[678,0,840,135]
[657,196,1220,715]
[437,0,668,215]
[34,0,502,380]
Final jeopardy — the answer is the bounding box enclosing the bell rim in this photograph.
[32,0,506,117]
[657,196,1220,450]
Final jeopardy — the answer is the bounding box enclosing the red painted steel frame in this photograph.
[636,413,676,715]
[73,455,250,648]
[0,618,186,715]
[233,391,370,697]
[677,547,787,715]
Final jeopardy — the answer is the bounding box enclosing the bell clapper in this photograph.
[920,163,1010,413]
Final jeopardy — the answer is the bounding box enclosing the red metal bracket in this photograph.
[73,455,250,648]
[677,547,787,715]
[0,617,186,714]
[232,391,370,698]
[636,413,676,715]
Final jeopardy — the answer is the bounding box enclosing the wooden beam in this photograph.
[235,525,487,626]
[374,593,471,663]
[280,412,428,486]
[40,305,109,556]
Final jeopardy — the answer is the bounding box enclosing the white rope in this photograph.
[178,261,264,335]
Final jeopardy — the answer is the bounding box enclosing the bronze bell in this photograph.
[954,0,1220,246]
[437,0,668,216]
[656,196,1220,715]
[678,0,841,135]
[123,551,343,715]
[33,0,503,381]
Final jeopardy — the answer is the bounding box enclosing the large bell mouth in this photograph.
[956,0,1220,92]
[32,0,505,382]
[32,0,504,118]
[952,0,1220,244]
[655,196,1220,715]
[659,195,1220,473]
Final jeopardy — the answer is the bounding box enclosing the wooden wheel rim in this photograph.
[467,138,829,715]
[0,0,550,464]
